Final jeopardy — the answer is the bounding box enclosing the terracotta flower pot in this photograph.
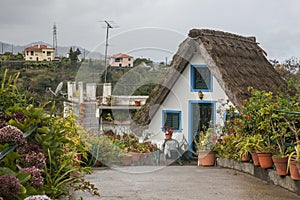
[134,100,141,106]
[250,151,260,166]
[241,153,251,162]
[129,152,141,162]
[140,153,148,160]
[256,152,273,169]
[296,162,300,176]
[165,134,172,140]
[272,156,288,176]
[290,161,300,181]
[198,150,216,167]
[121,156,132,166]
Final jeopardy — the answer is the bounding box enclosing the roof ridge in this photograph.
[189,29,258,44]
[191,32,258,44]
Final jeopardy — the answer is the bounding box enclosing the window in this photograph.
[191,65,212,92]
[128,64,131,67]
[43,51,45,54]
[128,58,131,61]
[115,58,122,62]
[47,51,51,56]
[30,51,34,56]
[162,110,182,132]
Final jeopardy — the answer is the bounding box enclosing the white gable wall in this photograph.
[147,53,229,150]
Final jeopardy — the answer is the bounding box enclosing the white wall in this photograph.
[147,53,229,149]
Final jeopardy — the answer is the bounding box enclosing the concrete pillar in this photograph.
[86,83,96,101]
[67,82,76,101]
[78,82,84,103]
[102,83,111,104]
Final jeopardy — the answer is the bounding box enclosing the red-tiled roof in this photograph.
[110,53,133,58]
[25,44,54,51]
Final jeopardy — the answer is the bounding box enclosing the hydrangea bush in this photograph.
[0,71,99,199]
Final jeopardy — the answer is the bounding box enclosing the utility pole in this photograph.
[101,20,118,83]
[104,21,112,83]
[53,23,58,57]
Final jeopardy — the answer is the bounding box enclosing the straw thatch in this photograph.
[133,29,290,126]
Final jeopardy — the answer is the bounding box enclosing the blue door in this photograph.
[188,101,215,155]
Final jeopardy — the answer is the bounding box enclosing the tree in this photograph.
[68,47,81,64]
[272,57,300,91]
[133,58,153,67]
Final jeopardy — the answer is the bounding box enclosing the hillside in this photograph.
[0,59,167,114]
[0,41,104,59]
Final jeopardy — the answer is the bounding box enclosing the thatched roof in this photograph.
[133,29,290,126]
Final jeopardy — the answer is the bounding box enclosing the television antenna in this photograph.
[46,81,65,97]
[99,20,119,83]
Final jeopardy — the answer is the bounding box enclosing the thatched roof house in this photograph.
[133,29,289,127]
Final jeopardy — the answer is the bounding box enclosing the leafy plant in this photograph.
[236,135,259,160]
[194,128,217,152]
[214,134,239,159]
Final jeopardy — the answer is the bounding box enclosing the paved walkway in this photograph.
[74,166,300,200]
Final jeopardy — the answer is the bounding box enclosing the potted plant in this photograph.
[134,100,141,106]
[288,144,300,180]
[164,126,173,140]
[245,135,262,166]
[236,135,257,162]
[270,113,291,176]
[105,95,112,106]
[195,128,217,167]
[285,114,300,179]
[120,152,132,166]
[254,134,274,169]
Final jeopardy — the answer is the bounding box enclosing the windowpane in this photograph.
[192,66,211,90]
[164,112,180,130]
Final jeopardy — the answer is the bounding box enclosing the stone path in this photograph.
[74,166,300,200]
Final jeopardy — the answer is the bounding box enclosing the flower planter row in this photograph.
[251,152,300,179]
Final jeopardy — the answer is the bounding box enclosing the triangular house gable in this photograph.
[133,29,289,127]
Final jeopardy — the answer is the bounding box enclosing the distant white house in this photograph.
[24,44,55,61]
[133,29,289,152]
[109,53,134,67]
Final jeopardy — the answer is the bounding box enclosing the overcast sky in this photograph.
[1,0,300,62]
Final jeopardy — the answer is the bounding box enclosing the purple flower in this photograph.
[0,125,25,146]
[20,167,44,189]
[24,195,51,200]
[17,142,44,155]
[19,152,46,170]
[0,174,21,198]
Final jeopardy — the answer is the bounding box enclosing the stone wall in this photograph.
[217,158,300,195]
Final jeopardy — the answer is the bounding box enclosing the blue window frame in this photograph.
[162,110,182,132]
[190,65,212,92]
